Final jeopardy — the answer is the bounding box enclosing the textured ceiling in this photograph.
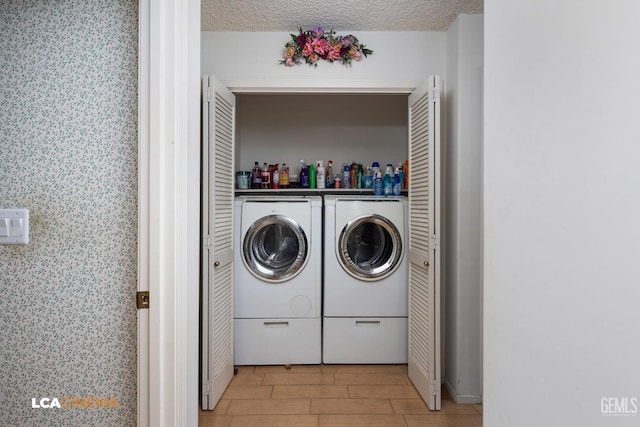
[202,0,483,32]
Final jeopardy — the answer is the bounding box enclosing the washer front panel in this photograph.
[338,214,403,281]
[243,214,308,283]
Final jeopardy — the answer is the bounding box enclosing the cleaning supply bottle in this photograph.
[363,166,374,188]
[251,161,262,189]
[404,160,409,189]
[326,160,333,188]
[309,162,316,189]
[300,160,310,188]
[272,164,280,189]
[397,162,405,191]
[350,161,357,189]
[316,161,326,189]
[342,164,351,189]
[371,161,380,177]
[383,164,393,196]
[356,163,363,189]
[261,162,270,189]
[279,163,289,188]
[374,171,383,196]
[393,167,401,196]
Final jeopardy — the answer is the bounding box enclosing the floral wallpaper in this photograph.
[0,1,138,426]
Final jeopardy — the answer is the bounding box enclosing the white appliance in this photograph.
[234,195,322,365]
[323,195,408,364]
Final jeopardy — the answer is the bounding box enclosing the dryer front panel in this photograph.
[338,214,403,281]
[243,215,308,283]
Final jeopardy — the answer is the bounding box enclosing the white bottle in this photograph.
[316,161,326,189]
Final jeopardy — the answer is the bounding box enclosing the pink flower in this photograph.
[302,42,313,57]
[285,58,295,66]
[312,38,329,55]
[349,47,362,61]
[328,46,341,61]
[308,53,319,63]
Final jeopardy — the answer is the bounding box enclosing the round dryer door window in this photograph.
[243,215,308,282]
[338,214,403,281]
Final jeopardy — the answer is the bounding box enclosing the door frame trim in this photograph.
[138,0,201,425]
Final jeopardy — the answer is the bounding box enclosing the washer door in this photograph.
[243,215,308,282]
[338,214,403,281]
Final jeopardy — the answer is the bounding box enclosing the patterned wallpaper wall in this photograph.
[0,1,138,425]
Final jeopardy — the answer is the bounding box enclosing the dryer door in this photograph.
[338,214,403,281]
[243,215,308,282]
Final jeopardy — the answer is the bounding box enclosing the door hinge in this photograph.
[202,381,211,396]
[203,234,212,249]
[432,380,440,396]
[430,86,440,102]
[430,236,440,248]
[136,291,150,309]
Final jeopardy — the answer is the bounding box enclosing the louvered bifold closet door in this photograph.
[201,75,235,410]
[407,76,442,411]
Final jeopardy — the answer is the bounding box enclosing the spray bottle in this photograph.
[316,161,326,189]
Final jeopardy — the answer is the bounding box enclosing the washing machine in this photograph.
[233,195,322,365]
[323,195,408,364]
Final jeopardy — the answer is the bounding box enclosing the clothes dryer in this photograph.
[233,196,322,365]
[323,195,408,364]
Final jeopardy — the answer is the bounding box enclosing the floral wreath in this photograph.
[280,26,373,67]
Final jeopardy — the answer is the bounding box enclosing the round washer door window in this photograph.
[243,215,308,283]
[337,214,403,281]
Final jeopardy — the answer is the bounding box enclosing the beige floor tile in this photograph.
[226,398,310,415]
[229,414,319,427]
[311,398,394,415]
[263,373,336,385]
[272,384,349,399]
[335,373,408,385]
[235,366,255,374]
[198,413,233,427]
[254,365,302,374]
[348,384,420,399]
[222,385,273,399]
[287,365,326,374]
[322,364,408,374]
[439,400,481,415]
[208,399,230,414]
[319,414,408,426]
[230,373,264,386]
[404,414,482,427]
[390,398,431,414]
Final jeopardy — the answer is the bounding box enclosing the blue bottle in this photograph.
[393,169,401,196]
[363,167,374,189]
[383,170,393,196]
[374,171,383,196]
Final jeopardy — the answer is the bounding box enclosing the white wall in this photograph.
[444,14,484,404]
[484,1,640,425]
[202,31,446,91]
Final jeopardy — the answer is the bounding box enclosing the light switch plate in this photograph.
[0,209,29,245]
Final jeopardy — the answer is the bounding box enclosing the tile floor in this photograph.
[199,364,482,427]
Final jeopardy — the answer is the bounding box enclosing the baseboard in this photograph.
[443,378,483,404]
